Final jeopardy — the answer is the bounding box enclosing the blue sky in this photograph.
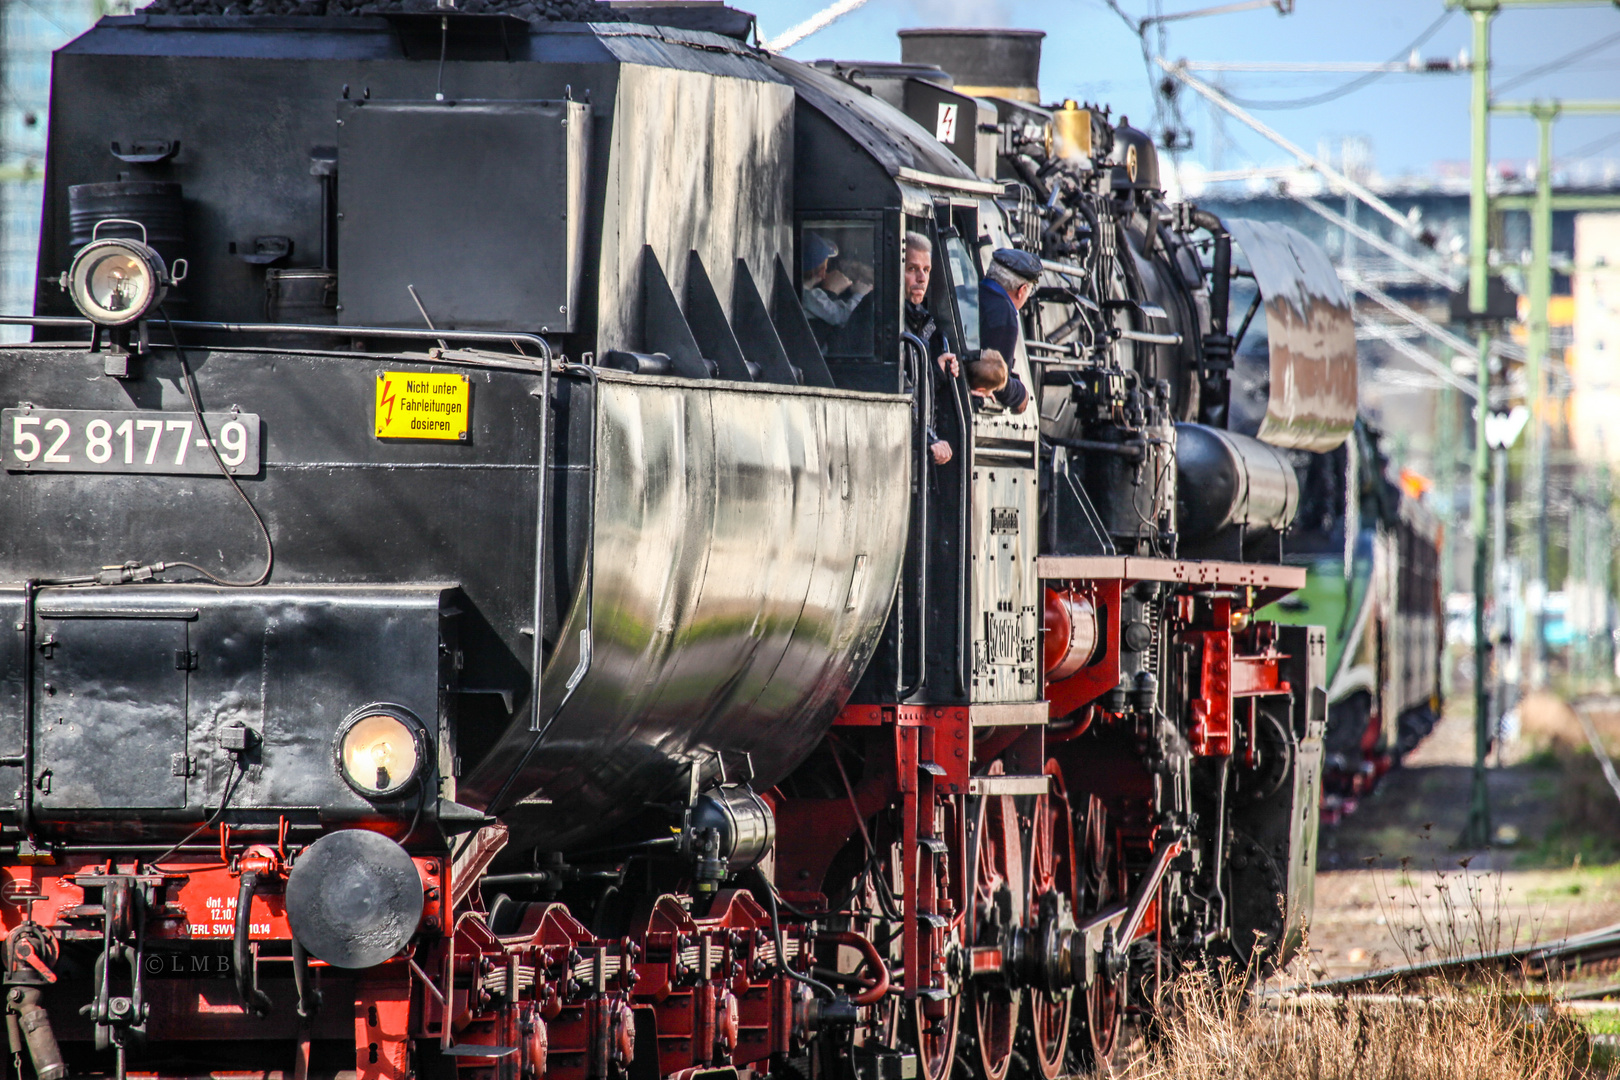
[761,0,1620,180]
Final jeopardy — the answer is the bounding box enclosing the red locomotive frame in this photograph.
[0,559,1303,1080]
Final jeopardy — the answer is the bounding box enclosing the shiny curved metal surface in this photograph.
[1224,218,1357,453]
[461,372,911,851]
[1175,422,1301,539]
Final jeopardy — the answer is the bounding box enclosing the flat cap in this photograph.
[991,247,1043,282]
[802,231,838,273]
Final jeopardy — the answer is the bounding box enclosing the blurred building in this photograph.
[1,0,114,341]
[1570,213,1620,467]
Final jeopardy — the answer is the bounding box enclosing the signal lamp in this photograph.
[336,707,425,799]
[62,219,186,327]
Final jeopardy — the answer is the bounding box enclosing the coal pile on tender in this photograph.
[137,0,627,21]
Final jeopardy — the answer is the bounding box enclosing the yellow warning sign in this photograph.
[375,372,470,441]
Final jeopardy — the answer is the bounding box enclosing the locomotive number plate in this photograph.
[4,408,262,476]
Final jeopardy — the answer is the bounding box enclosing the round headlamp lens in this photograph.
[67,239,164,326]
[339,712,421,798]
[86,251,151,315]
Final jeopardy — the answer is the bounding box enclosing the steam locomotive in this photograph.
[0,6,1357,1080]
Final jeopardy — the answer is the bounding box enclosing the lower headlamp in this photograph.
[336,706,426,799]
[62,220,186,327]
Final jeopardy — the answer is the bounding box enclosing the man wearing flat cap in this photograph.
[978,248,1039,414]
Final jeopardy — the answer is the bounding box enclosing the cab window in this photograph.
[800,220,876,359]
[943,234,981,352]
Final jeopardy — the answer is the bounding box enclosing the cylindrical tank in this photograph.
[688,785,776,874]
[898,28,1045,103]
[1044,588,1099,681]
[1175,423,1300,542]
[68,181,185,269]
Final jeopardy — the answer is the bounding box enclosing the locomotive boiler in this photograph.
[0,6,1356,1080]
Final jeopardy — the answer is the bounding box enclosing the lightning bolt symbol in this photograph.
[380,378,398,427]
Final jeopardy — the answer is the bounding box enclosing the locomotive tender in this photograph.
[0,6,1357,1080]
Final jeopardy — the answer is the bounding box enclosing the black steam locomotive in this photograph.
[0,7,1357,1080]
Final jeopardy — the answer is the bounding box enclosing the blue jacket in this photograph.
[978,279,1030,412]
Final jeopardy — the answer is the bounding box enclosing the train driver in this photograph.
[978,248,1037,413]
[801,231,872,328]
[902,231,956,466]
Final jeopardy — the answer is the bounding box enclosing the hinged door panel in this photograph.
[34,614,189,809]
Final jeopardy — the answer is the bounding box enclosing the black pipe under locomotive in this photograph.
[0,8,1357,1080]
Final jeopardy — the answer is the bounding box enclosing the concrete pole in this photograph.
[1493,443,1509,753]
[1528,103,1557,690]
[1462,1,1494,850]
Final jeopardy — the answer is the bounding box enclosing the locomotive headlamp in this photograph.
[62,220,186,327]
[336,707,425,799]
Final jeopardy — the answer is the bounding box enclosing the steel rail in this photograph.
[1299,920,1620,993]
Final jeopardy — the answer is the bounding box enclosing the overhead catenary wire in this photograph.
[1158,58,1428,242]
[1293,194,1460,291]
[1493,28,1620,96]
[1356,319,1479,400]
[1560,126,1620,161]
[1218,9,1455,111]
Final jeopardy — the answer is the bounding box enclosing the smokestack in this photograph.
[897,28,1045,104]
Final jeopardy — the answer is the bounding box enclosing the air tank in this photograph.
[68,181,186,269]
[1175,423,1300,553]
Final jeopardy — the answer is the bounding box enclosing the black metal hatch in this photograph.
[33,606,194,810]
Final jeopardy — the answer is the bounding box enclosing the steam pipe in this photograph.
[7,988,65,1080]
[1009,154,1050,203]
[814,931,891,1005]
[234,872,272,1017]
[292,937,321,1019]
[18,582,36,844]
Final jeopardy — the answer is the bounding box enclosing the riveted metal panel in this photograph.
[969,459,1040,703]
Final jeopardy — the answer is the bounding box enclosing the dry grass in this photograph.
[1517,692,1620,865]
[1107,861,1618,1080]
[1111,968,1611,1080]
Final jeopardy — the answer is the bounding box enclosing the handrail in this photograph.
[948,359,971,698]
[487,364,598,818]
[0,314,553,369]
[897,331,931,703]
